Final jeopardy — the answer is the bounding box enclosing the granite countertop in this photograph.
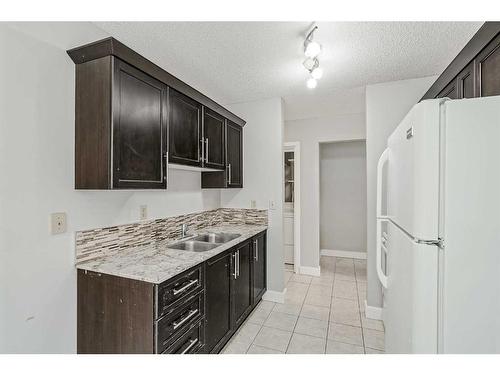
[76,223,267,284]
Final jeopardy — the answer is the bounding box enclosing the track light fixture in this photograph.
[303,25,323,89]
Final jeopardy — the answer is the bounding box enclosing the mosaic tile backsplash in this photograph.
[75,208,268,263]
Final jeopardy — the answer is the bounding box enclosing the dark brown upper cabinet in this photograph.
[68,37,245,190]
[168,89,202,167]
[203,108,226,170]
[226,121,243,188]
[74,56,167,189]
[475,33,500,97]
[422,22,500,101]
[201,120,243,189]
[437,80,458,99]
[113,59,168,189]
[456,61,475,99]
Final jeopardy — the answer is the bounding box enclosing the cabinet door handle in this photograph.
[233,253,237,279]
[205,138,209,163]
[172,279,198,296]
[237,250,240,277]
[227,163,232,185]
[163,152,169,183]
[180,338,198,354]
[173,309,198,330]
[254,239,258,262]
[200,138,204,162]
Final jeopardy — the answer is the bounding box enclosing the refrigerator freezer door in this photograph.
[441,97,500,353]
[387,100,441,240]
[384,221,438,354]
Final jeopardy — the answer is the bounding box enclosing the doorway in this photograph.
[283,142,300,274]
[319,140,367,260]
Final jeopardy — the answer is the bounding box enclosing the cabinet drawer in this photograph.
[155,291,204,353]
[156,265,203,318]
[161,319,204,354]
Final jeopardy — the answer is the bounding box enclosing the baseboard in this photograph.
[364,300,383,320]
[321,249,367,260]
[299,266,321,277]
[262,288,286,303]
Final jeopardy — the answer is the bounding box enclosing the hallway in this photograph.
[222,256,385,354]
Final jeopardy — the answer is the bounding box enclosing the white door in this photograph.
[383,221,439,354]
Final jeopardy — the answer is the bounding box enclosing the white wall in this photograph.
[221,98,285,295]
[284,87,366,270]
[0,23,221,353]
[320,141,367,253]
[365,76,437,309]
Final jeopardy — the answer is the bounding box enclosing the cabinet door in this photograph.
[226,121,243,188]
[457,61,476,99]
[112,59,167,189]
[252,232,267,305]
[475,33,500,97]
[203,108,225,169]
[232,241,253,327]
[169,89,202,167]
[436,79,458,99]
[204,252,233,353]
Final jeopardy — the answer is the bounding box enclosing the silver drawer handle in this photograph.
[172,279,198,296]
[205,138,209,163]
[254,239,258,262]
[173,309,198,330]
[180,338,198,354]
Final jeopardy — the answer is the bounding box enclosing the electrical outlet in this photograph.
[269,200,276,210]
[50,212,67,235]
[140,205,148,220]
[250,200,256,208]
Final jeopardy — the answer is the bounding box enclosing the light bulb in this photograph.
[311,67,323,80]
[305,41,321,58]
[306,78,317,89]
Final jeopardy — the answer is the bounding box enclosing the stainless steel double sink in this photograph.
[168,232,241,252]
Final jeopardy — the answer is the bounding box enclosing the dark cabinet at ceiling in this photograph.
[74,56,167,189]
[232,241,253,327]
[169,89,202,167]
[204,251,233,354]
[226,121,243,188]
[457,61,475,99]
[437,80,458,99]
[475,33,500,97]
[203,108,226,169]
[252,231,267,305]
[422,23,500,101]
[113,59,168,189]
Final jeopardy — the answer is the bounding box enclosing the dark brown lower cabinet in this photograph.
[204,252,233,354]
[77,230,266,354]
[232,241,253,327]
[252,232,267,304]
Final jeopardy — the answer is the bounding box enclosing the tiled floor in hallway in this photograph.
[222,256,385,354]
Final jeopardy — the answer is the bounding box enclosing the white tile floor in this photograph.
[222,256,385,354]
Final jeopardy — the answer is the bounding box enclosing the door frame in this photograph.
[283,142,301,274]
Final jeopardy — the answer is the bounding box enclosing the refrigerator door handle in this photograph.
[376,148,389,288]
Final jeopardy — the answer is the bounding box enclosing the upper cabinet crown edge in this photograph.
[67,37,245,127]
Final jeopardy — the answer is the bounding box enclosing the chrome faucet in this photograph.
[181,224,189,238]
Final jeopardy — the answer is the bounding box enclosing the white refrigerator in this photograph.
[376,96,500,354]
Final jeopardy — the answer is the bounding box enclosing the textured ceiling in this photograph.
[95,22,482,104]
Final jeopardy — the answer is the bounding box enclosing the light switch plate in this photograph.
[140,205,148,220]
[50,212,67,235]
